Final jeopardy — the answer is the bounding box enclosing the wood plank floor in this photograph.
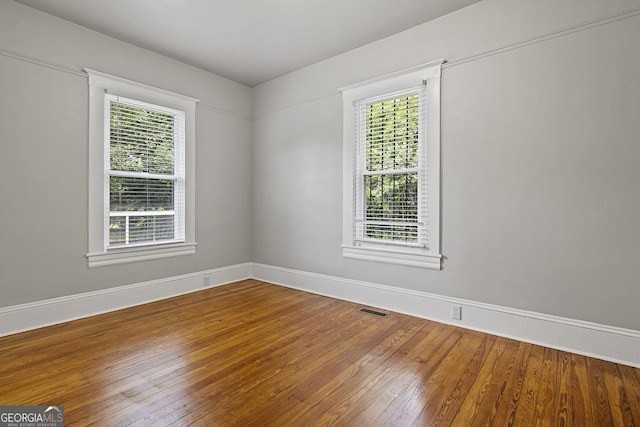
[1,279,639,426]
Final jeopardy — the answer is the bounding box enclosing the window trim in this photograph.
[85,69,199,268]
[340,60,443,270]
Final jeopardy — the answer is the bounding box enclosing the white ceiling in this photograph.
[14,0,481,87]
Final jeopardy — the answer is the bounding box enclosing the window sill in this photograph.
[87,242,197,268]
[342,245,442,270]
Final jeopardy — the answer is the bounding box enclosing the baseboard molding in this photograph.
[0,263,252,338]
[252,263,640,368]
[2,262,638,368]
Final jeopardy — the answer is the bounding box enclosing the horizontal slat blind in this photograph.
[106,95,185,248]
[354,86,427,246]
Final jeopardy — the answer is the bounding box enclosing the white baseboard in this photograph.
[2,261,638,368]
[0,263,252,338]
[252,263,640,368]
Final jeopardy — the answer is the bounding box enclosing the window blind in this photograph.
[106,95,185,248]
[353,86,427,247]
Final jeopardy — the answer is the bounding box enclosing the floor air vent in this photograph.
[359,308,389,317]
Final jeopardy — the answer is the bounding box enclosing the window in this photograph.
[107,95,185,247]
[340,60,443,270]
[86,70,198,267]
[355,90,423,245]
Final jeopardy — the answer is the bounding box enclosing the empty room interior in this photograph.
[1,0,640,425]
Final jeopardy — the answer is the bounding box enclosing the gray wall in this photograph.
[0,1,253,306]
[252,0,640,330]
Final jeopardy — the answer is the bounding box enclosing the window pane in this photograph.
[366,95,419,172]
[109,214,175,246]
[110,177,174,212]
[363,223,419,242]
[109,176,176,246]
[110,101,174,175]
[364,172,418,242]
[365,173,418,221]
[108,216,126,245]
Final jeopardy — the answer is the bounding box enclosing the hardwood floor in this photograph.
[1,279,639,426]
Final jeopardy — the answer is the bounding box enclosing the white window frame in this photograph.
[86,69,198,267]
[340,60,443,270]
